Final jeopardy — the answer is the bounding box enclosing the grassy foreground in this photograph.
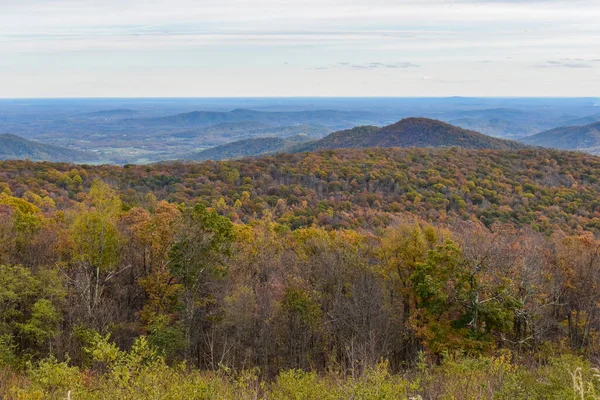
[2,336,600,400]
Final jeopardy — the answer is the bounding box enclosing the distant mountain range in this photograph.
[0,134,96,163]
[2,98,598,164]
[129,108,377,129]
[15,115,600,164]
[292,118,526,153]
[520,121,600,153]
[1,118,527,164]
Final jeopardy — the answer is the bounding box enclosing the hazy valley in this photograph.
[1,97,599,164]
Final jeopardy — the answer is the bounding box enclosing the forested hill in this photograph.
[183,135,310,161]
[3,147,599,233]
[520,121,600,152]
[185,137,289,161]
[0,133,96,163]
[293,117,526,152]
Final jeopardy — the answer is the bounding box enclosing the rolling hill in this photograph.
[184,135,311,161]
[292,117,526,153]
[559,114,600,127]
[520,121,600,152]
[0,134,96,163]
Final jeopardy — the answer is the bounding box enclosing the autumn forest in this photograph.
[3,147,600,398]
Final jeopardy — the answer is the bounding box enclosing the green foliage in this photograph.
[0,334,17,366]
[496,355,600,400]
[0,265,64,360]
[70,179,122,272]
[281,288,322,328]
[6,352,600,399]
[271,370,339,400]
[344,360,414,399]
[17,299,62,346]
[411,239,520,355]
[169,203,234,285]
[146,315,187,360]
[412,241,464,316]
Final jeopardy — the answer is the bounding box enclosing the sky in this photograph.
[0,0,599,97]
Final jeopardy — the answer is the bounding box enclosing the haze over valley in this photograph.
[1,97,599,163]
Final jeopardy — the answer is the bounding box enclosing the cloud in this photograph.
[1,0,599,55]
[3,0,600,33]
[1,0,599,97]
[342,61,420,70]
[532,60,594,69]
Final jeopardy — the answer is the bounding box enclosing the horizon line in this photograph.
[0,96,599,100]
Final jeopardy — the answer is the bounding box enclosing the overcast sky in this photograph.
[0,0,599,97]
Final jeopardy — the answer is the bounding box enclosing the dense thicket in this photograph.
[2,147,600,398]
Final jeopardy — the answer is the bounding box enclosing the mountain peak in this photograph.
[293,118,525,152]
[384,117,456,129]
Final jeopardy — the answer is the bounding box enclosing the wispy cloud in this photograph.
[1,0,599,96]
[310,61,419,71]
[1,1,599,55]
[341,62,420,70]
[532,60,594,69]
